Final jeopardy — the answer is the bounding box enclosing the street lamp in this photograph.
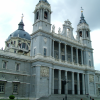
[62,78,69,100]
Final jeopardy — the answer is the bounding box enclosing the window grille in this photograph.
[0,83,4,93]
[13,84,18,93]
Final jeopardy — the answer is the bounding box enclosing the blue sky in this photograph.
[0,0,100,70]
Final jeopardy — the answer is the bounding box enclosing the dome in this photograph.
[7,30,31,41]
[7,18,31,41]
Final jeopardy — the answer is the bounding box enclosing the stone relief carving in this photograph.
[44,37,47,44]
[34,37,37,42]
[52,25,55,33]
[88,52,90,57]
[40,66,49,77]
[89,74,94,82]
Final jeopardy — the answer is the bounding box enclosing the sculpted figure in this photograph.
[52,25,55,33]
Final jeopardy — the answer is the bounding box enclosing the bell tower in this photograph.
[33,0,52,33]
[76,8,91,48]
[76,8,94,67]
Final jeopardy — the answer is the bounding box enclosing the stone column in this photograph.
[49,68,52,95]
[52,68,54,94]
[82,73,85,94]
[94,74,96,95]
[65,71,68,94]
[72,72,74,94]
[50,38,52,57]
[65,44,67,61]
[81,50,83,65]
[66,45,67,61]
[76,48,78,64]
[77,72,80,94]
[71,46,73,63]
[87,73,90,94]
[53,40,54,58]
[58,70,61,94]
[35,65,41,98]
[59,42,61,60]
[85,73,90,94]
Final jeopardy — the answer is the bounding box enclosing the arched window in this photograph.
[67,28,70,33]
[44,11,48,19]
[79,31,82,37]
[22,43,26,49]
[36,12,39,20]
[86,31,88,37]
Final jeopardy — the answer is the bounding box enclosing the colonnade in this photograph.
[51,69,89,95]
[52,40,83,65]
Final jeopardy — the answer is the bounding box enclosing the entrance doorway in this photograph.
[61,81,65,94]
[74,84,77,94]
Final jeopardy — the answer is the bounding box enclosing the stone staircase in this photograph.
[37,94,91,100]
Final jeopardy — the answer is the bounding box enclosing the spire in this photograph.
[78,7,88,25]
[18,14,24,30]
[39,0,49,4]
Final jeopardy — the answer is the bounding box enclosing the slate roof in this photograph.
[7,20,31,41]
[78,11,88,25]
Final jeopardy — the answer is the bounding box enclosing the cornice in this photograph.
[31,29,89,49]
[0,50,95,72]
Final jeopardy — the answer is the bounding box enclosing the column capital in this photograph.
[59,41,61,43]
[72,71,74,73]
[76,47,78,50]
[36,65,41,67]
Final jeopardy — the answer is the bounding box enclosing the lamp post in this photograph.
[62,78,69,100]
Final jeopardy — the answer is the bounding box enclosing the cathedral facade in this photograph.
[0,0,100,99]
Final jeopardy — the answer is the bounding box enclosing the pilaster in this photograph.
[35,65,41,98]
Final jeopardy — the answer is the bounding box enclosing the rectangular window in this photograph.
[3,61,7,69]
[99,90,100,95]
[34,48,36,56]
[13,84,18,93]
[14,41,16,46]
[0,83,5,93]
[44,48,47,56]
[89,60,91,67]
[16,64,20,71]
[14,50,16,53]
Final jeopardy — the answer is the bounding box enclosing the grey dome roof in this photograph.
[7,30,31,41]
[7,19,31,41]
